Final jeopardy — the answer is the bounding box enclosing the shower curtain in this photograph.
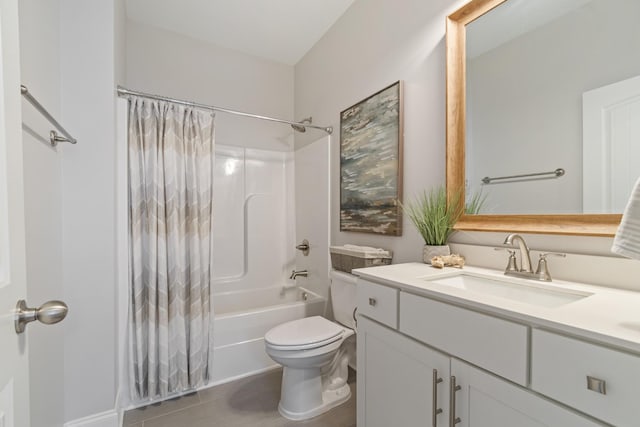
[127,96,215,400]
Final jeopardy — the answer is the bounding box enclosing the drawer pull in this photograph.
[432,369,443,427]
[587,376,607,395]
[449,376,461,426]
[368,297,377,307]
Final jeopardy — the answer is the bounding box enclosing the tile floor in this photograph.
[123,368,356,427]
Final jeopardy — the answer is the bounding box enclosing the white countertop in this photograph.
[353,262,640,354]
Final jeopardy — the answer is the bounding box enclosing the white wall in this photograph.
[125,20,296,152]
[295,0,622,259]
[295,0,468,263]
[60,0,118,422]
[18,1,65,426]
[295,137,331,299]
[114,0,127,422]
[114,0,126,85]
[467,0,640,214]
[19,0,123,424]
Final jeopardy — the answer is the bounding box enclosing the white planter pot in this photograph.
[423,245,450,264]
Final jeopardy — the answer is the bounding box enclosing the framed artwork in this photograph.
[340,81,404,236]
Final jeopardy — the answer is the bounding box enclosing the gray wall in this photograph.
[60,0,120,421]
[19,0,123,424]
[19,0,64,425]
[125,20,295,152]
[295,0,618,258]
[295,0,469,262]
[467,0,640,214]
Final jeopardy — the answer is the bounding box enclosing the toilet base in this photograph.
[276,345,352,421]
[278,382,351,421]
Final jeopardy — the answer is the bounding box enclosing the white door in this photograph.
[0,0,30,425]
[583,75,640,213]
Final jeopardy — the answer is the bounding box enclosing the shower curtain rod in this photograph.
[116,86,333,135]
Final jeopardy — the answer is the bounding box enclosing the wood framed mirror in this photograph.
[445,0,633,236]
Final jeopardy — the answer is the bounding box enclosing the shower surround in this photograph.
[209,145,325,384]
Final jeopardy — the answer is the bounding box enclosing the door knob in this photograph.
[15,299,68,334]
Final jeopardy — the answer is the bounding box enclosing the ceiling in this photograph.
[125,0,356,65]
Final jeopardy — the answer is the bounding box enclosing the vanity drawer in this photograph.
[399,292,528,385]
[532,329,640,426]
[357,279,398,329]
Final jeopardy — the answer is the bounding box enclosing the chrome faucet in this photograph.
[499,234,565,281]
[503,233,533,273]
[289,269,308,280]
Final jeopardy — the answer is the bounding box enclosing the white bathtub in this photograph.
[210,286,326,385]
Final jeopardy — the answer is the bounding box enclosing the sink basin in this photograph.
[428,273,592,308]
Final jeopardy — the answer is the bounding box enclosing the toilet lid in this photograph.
[265,316,344,349]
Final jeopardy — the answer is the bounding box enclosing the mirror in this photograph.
[445,0,639,236]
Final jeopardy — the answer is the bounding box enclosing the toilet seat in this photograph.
[265,316,345,351]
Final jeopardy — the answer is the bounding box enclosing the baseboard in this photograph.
[64,410,119,427]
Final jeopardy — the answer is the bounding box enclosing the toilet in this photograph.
[264,270,357,420]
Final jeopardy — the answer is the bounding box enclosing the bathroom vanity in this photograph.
[354,262,640,427]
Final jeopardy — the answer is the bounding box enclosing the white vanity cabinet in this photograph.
[451,359,602,427]
[531,329,640,426]
[399,291,528,385]
[357,316,450,427]
[356,279,606,427]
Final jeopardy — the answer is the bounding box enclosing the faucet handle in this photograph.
[295,239,310,256]
[535,252,566,281]
[494,247,518,272]
[539,252,566,259]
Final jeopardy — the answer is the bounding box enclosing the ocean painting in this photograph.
[340,81,403,236]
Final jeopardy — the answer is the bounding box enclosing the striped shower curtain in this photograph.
[127,96,215,400]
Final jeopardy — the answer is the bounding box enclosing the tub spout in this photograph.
[289,269,308,280]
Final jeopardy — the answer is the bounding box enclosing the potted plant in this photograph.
[402,186,484,264]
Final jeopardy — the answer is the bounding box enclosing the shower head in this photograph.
[291,117,312,133]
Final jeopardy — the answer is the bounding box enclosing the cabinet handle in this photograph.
[432,369,443,427]
[368,297,377,306]
[587,376,607,395]
[449,376,461,426]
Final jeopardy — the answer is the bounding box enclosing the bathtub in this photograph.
[210,286,326,385]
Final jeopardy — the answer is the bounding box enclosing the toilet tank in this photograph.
[330,270,358,329]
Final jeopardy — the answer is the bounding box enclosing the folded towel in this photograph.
[612,176,640,260]
[343,244,386,253]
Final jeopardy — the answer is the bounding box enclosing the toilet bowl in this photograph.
[264,270,357,420]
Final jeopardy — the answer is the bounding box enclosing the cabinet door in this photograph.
[357,316,450,427]
[450,359,605,427]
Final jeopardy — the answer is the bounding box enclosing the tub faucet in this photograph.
[289,269,308,280]
[503,233,533,273]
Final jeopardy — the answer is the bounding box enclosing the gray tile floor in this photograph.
[123,368,356,427]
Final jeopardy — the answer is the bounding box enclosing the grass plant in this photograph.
[402,186,485,245]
